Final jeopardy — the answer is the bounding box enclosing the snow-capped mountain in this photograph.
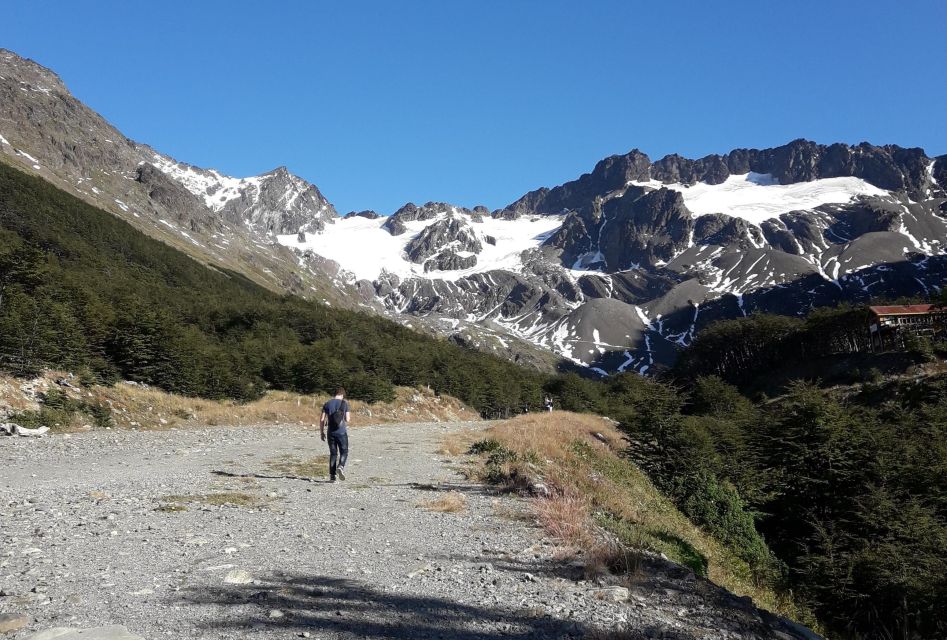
[0,49,342,302]
[276,142,947,374]
[2,47,945,374]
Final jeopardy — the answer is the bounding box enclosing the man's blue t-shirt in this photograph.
[323,398,349,433]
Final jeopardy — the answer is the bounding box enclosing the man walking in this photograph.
[320,387,351,482]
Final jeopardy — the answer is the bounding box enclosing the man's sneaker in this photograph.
[329,477,337,483]
[337,467,346,481]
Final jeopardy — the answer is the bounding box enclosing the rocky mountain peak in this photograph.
[344,210,381,220]
[383,201,468,236]
[0,49,68,95]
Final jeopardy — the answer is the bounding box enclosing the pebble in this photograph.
[223,569,253,584]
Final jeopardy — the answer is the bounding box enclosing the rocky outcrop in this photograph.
[693,214,761,247]
[343,209,381,219]
[503,150,652,216]
[405,217,482,264]
[383,202,470,235]
[218,166,336,234]
[423,251,477,272]
[599,189,693,269]
[135,163,222,233]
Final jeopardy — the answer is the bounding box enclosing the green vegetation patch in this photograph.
[9,388,112,432]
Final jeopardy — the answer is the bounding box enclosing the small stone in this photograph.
[267,609,284,619]
[223,569,253,584]
[591,586,630,602]
[0,613,29,633]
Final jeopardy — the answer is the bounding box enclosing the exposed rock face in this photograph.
[652,140,937,199]
[405,217,482,263]
[218,166,336,234]
[423,251,477,272]
[599,189,693,269]
[383,202,473,235]
[503,150,652,216]
[135,163,222,233]
[343,209,381,219]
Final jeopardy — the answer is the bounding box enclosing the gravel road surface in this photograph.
[1,422,818,639]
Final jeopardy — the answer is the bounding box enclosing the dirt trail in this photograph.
[1,421,817,639]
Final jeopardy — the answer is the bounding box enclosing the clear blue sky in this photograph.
[4,1,945,214]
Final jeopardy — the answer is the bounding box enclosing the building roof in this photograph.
[869,304,938,316]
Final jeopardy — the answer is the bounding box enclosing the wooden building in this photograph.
[868,304,947,350]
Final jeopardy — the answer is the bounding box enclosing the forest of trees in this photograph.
[622,373,947,639]
[3,160,946,638]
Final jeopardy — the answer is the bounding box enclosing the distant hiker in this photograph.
[320,387,351,482]
[544,396,553,412]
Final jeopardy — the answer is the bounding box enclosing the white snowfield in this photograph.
[634,173,888,225]
[278,211,564,282]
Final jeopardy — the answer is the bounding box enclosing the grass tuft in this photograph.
[418,491,467,513]
[264,454,330,479]
[159,491,263,509]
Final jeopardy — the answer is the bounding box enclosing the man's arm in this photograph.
[319,409,327,441]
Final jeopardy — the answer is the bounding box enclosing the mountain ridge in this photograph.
[2,47,945,375]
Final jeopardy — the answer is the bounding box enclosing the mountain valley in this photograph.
[2,48,945,375]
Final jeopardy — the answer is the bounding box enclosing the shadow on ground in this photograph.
[180,571,589,639]
[407,481,497,497]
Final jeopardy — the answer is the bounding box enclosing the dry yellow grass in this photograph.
[474,411,804,622]
[0,371,478,431]
[418,491,467,513]
[93,384,477,430]
[438,425,489,456]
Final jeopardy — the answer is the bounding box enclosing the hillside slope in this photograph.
[0,48,349,305]
[0,161,548,412]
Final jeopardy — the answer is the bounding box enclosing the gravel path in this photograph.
[1,422,819,640]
